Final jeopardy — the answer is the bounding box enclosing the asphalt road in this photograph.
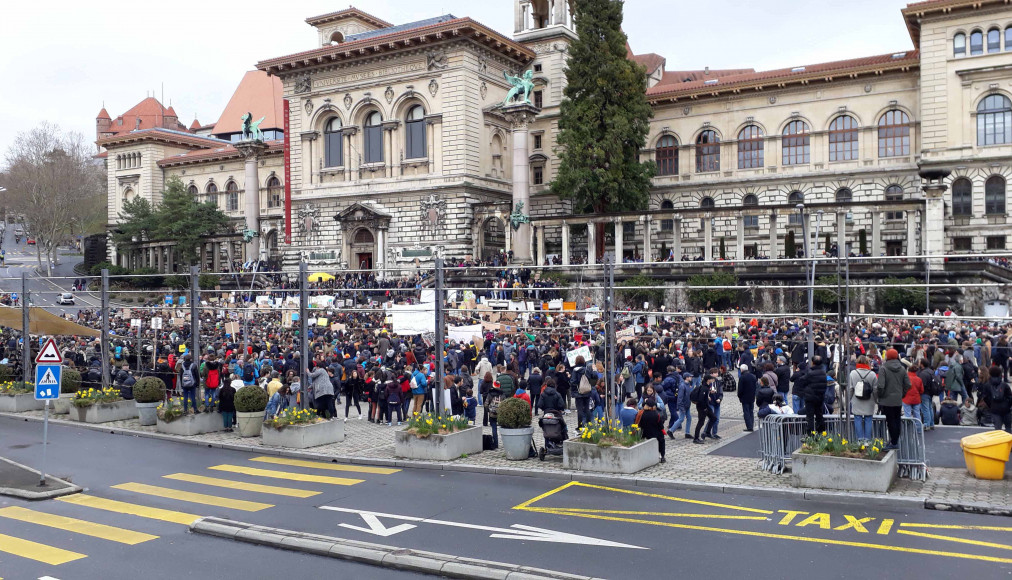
[1,416,1011,580]
[0,222,98,316]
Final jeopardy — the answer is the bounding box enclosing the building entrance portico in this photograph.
[335,202,390,272]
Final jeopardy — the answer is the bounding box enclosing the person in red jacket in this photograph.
[904,361,924,428]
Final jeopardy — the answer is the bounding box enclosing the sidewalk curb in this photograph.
[2,412,1004,516]
[190,517,605,580]
[0,456,82,500]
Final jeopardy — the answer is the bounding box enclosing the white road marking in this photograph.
[322,506,644,549]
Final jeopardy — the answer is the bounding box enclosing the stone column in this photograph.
[382,122,398,178]
[735,217,745,260]
[643,215,653,262]
[672,218,682,261]
[769,213,778,258]
[156,246,164,273]
[614,218,624,264]
[376,227,387,278]
[212,242,221,272]
[587,221,597,265]
[836,212,847,257]
[561,221,570,266]
[536,225,546,266]
[342,128,357,181]
[553,0,565,25]
[870,211,882,257]
[502,103,540,264]
[906,210,918,257]
[922,181,947,269]
[167,246,175,273]
[235,141,267,260]
[703,217,713,262]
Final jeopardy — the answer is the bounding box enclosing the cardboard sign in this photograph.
[617,327,635,340]
[331,323,346,332]
[225,322,240,336]
[566,345,593,366]
[563,302,577,311]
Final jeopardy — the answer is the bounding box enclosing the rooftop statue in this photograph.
[241,112,266,141]
[503,70,535,106]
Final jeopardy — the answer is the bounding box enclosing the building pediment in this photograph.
[334,202,392,226]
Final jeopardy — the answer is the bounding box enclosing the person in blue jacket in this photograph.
[671,374,694,439]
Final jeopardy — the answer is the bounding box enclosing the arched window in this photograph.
[353,228,374,245]
[878,110,910,157]
[405,105,427,159]
[226,181,239,212]
[828,115,859,162]
[977,94,1012,145]
[364,111,383,164]
[788,191,804,225]
[885,185,904,220]
[737,125,764,169]
[971,30,984,55]
[187,185,199,197]
[205,182,218,206]
[324,117,343,167]
[835,188,853,203]
[267,176,282,208]
[1006,27,1012,51]
[988,28,1001,53]
[122,187,134,203]
[742,194,759,228]
[700,197,715,209]
[954,32,966,57]
[951,178,973,217]
[695,130,720,173]
[986,175,1006,215]
[655,136,678,176]
[660,199,674,231]
[782,120,810,166]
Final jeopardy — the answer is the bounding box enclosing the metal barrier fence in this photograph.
[758,414,927,481]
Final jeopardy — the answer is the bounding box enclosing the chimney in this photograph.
[135,117,141,130]
[704,67,710,75]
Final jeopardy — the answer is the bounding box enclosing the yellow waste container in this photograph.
[960,430,1012,480]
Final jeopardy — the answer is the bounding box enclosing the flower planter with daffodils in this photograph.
[155,397,226,436]
[394,412,482,461]
[790,433,896,493]
[563,418,658,474]
[69,387,136,423]
[261,408,344,449]
[0,381,44,413]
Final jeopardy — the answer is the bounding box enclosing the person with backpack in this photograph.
[691,375,717,444]
[737,364,757,432]
[983,364,1012,432]
[917,363,937,430]
[408,364,427,415]
[570,356,600,430]
[904,362,925,430]
[946,354,967,404]
[176,355,200,413]
[849,355,878,442]
[203,356,222,411]
[671,374,694,439]
[485,380,505,449]
[241,356,257,387]
[877,349,910,450]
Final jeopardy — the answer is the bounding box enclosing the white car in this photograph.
[57,293,75,305]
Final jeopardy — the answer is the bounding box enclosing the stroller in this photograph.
[538,411,565,461]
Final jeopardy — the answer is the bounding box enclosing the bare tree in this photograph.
[2,123,104,275]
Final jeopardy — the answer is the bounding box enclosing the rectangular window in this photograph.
[953,237,972,252]
[987,236,1006,250]
[365,126,383,164]
[534,64,543,72]
[325,132,343,167]
[534,90,543,109]
[533,134,543,150]
[406,120,426,159]
[744,215,759,228]
[533,165,544,185]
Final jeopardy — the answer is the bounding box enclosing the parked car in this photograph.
[26,237,35,245]
[57,293,74,305]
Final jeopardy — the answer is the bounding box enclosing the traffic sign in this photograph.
[35,337,63,364]
[34,364,61,400]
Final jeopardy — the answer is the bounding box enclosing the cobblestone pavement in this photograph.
[8,391,1010,510]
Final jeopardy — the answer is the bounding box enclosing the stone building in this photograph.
[102,0,1012,273]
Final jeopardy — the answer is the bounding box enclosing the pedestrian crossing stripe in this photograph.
[249,456,400,475]
[57,494,201,525]
[209,464,364,486]
[111,482,273,512]
[163,473,321,498]
[0,532,86,565]
[0,506,158,545]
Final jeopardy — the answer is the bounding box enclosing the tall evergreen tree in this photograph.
[552,0,654,258]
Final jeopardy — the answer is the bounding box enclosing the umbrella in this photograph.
[308,272,335,282]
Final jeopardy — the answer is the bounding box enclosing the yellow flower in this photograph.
[821,431,827,437]
[827,438,833,443]
[842,439,848,445]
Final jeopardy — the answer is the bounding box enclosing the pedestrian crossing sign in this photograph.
[34,364,62,400]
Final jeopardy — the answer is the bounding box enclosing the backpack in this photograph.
[487,394,502,418]
[689,384,704,404]
[577,371,592,395]
[206,368,220,389]
[181,363,196,389]
[115,346,123,361]
[620,364,632,381]
[243,363,255,382]
[993,381,1008,404]
[854,370,873,400]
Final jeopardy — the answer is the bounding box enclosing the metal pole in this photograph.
[101,269,110,389]
[606,256,616,420]
[39,400,48,487]
[435,258,445,415]
[136,318,142,374]
[21,273,29,386]
[844,252,852,438]
[924,258,931,315]
[190,266,200,361]
[299,260,308,410]
[798,206,813,360]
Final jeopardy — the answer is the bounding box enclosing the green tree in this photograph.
[859,229,868,256]
[552,0,654,257]
[113,197,156,245]
[687,272,738,310]
[878,277,926,314]
[719,237,726,260]
[813,275,856,311]
[618,274,664,308]
[785,230,796,259]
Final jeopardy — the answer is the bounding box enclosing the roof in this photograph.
[97,127,228,150]
[158,140,284,168]
[189,119,202,130]
[658,69,755,85]
[901,0,1002,47]
[646,51,919,103]
[258,17,535,74]
[101,97,189,136]
[305,7,393,29]
[212,71,285,136]
[96,108,110,120]
[345,15,456,43]
[165,106,177,117]
[630,53,666,75]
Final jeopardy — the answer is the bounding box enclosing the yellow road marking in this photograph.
[111,482,272,512]
[250,456,400,475]
[57,494,200,525]
[516,507,1012,565]
[512,481,773,515]
[897,529,1012,551]
[163,473,321,498]
[0,506,157,545]
[537,508,767,520]
[899,523,1012,532]
[209,464,364,486]
[0,533,86,565]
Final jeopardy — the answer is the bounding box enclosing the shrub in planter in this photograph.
[264,407,322,430]
[133,377,166,403]
[497,397,531,429]
[404,411,470,437]
[578,417,643,447]
[0,381,34,395]
[61,368,82,394]
[0,363,12,383]
[235,386,268,413]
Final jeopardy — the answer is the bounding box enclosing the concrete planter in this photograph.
[563,438,659,474]
[0,394,46,413]
[500,427,534,461]
[69,400,136,423]
[394,426,483,461]
[136,401,160,426]
[52,393,76,415]
[790,450,897,493]
[235,411,264,438]
[262,419,344,449]
[156,412,226,436]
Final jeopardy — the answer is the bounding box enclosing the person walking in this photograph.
[848,355,878,442]
[877,348,910,450]
[692,376,717,444]
[307,361,335,419]
[671,374,693,439]
[220,375,239,431]
[983,365,1012,432]
[344,368,363,419]
[636,397,666,463]
[385,373,403,426]
[571,356,599,430]
[737,364,757,432]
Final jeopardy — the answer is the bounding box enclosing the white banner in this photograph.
[390,304,435,335]
[448,324,483,344]
[309,295,335,308]
[420,289,436,303]
[566,345,594,366]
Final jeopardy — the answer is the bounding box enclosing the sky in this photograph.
[0,0,915,159]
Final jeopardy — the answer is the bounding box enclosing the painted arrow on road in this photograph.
[322,506,644,549]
